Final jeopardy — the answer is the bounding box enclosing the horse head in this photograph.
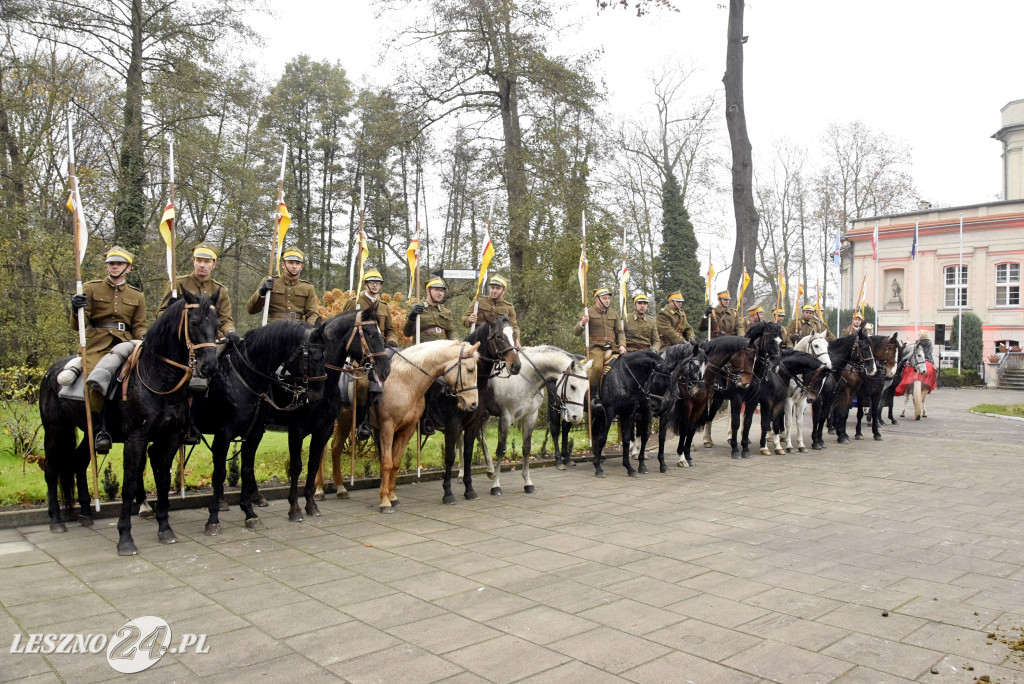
[342,306,391,380]
[289,325,328,402]
[558,357,591,424]
[808,332,831,369]
[730,341,757,388]
[911,341,929,374]
[180,289,219,379]
[876,332,900,378]
[853,327,877,376]
[488,314,521,375]
[678,347,706,398]
[443,341,480,412]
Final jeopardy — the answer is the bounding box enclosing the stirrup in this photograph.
[94,431,112,454]
[182,428,201,446]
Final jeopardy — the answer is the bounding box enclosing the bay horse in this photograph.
[590,349,672,478]
[198,319,332,535]
[475,345,589,493]
[377,340,481,512]
[40,292,219,554]
[649,342,706,470]
[672,335,756,467]
[829,332,895,443]
[880,338,908,424]
[808,329,877,449]
[851,333,901,440]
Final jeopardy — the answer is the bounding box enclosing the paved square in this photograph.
[2,388,1023,682]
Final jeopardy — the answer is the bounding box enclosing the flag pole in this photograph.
[581,210,591,449]
[914,219,920,338]
[167,140,187,499]
[414,167,422,480]
[706,252,713,342]
[68,119,100,513]
[619,222,627,333]
[351,174,365,489]
[263,144,287,326]
[837,229,843,336]
[873,222,879,334]
[957,213,963,374]
[471,193,495,333]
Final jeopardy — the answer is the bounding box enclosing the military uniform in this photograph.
[73,277,148,370]
[791,314,833,341]
[344,292,398,346]
[574,304,625,389]
[841,324,863,336]
[699,303,740,337]
[624,311,659,351]
[656,306,693,347]
[246,275,321,324]
[404,303,455,342]
[159,273,235,338]
[462,296,520,343]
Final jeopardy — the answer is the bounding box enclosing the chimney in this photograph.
[917,199,932,211]
[993,99,1024,200]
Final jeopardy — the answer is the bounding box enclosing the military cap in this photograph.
[633,293,649,304]
[852,311,863,320]
[802,304,816,311]
[772,308,785,315]
[104,246,134,265]
[668,292,684,302]
[192,243,218,260]
[747,305,763,315]
[489,275,509,289]
[363,269,383,282]
[425,278,447,290]
[282,247,304,262]
[593,287,611,298]
[717,290,731,299]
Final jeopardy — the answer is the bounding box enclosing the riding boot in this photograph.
[356,404,372,441]
[89,390,112,453]
[182,398,201,446]
[589,384,604,415]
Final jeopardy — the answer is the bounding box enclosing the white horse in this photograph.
[474,345,591,495]
[764,333,832,453]
[900,340,932,420]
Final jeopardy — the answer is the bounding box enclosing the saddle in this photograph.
[56,341,139,402]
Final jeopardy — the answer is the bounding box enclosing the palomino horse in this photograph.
[377,340,480,512]
[674,335,756,467]
[39,292,219,543]
[897,339,934,420]
[475,345,590,494]
[590,349,673,478]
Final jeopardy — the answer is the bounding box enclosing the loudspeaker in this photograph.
[934,323,946,347]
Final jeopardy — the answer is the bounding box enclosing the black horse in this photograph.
[850,333,901,441]
[590,349,672,478]
[649,342,706,471]
[809,329,877,449]
[199,319,330,535]
[428,315,520,503]
[751,349,829,455]
[876,338,908,425]
[547,352,586,470]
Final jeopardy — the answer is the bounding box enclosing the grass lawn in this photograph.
[1,400,609,506]
[971,403,1024,418]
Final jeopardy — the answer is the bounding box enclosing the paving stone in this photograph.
[329,642,464,683]
[285,619,402,667]
[443,633,571,684]
[387,613,503,655]
[723,639,855,683]
[486,605,599,645]
[820,631,944,680]
[342,592,447,630]
[550,626,671,674]
[621,649,762,684]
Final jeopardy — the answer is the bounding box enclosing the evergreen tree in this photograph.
[656,169,705,324]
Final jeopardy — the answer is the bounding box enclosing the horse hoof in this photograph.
[138,503,154,520]
[854,434,862,440]
[443,494,457,505]
[490,487,502,496]
[464,490,478,501]
[117,541,138,556]
[78,516,93,527]
[245,517,264,530]
[838,436,850,444]
[595,471,606,478]
[390,499,400,507]
[798,447,807,453]
[336,490,350,499]
[158,530,177,545]
[204,523,221,536]
[731,454,741,460]
[874,434,883,441]
[288,510,303,523]
[660,464,668,473]
[741,453,753,459]
[703,441,714,448]
[556,463,565,471]
[915,416,921,421]
[889,419,899,425]
[305,503,321,517]
[677,460,688,467]
[218,499,229,512]
[314,490,325,501]
[638,464,648,474]
[812,443,822,451]
[775,449,786,455]
[900,411,906,418]
[628,471,639,478]
[50,522,67,533]
[826,428,834,435]
[759,448,770,455]
[379,506,394,514]
[524,485,536,494]
[253,494,269,507]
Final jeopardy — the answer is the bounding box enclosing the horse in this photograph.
[896,339,935,420]
[545,352,586,470]
[703,322,785,459]
[879,338,908,424]
[761,350,830,454]
[794,331,832,370]
[474,345,590,493]
[590,350,672,478]
[376,340,480,512]
[851,333,901,440]
[197,319,333,535]
[40,292,220,553]
[808,329,877,449]
[828,331,894,443]
[672,335,756,467]
[649,343,706,470]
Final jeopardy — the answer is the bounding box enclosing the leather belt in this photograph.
[270,312,302,320]
[628,344,650,350]
[89,321,126,332]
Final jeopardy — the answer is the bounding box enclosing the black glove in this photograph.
[704,305,713,316]
[410,304,424,318]
[71,293,87,313]
[386,340,399,348]
[258,277,274,296]
[226,331,243,347]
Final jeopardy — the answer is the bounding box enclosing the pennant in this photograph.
[159,202,175,284]
[705,256,715,303]
[578,248,588,306]
[275,201,291,275]
[406,238,419,299]
[738,263,750,311]
[793,281,804,320]
[910,222,918,260]
[778,269,786,309]
[619,261,629,315]
[815,279,822,315]
[474,231,494,298]
[356,226,369,288]
[833,232,841,267]
[67,189,88,264]
[855,274,868,317]
[872,223,879,260]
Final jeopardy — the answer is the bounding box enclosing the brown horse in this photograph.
[377,340,480,512]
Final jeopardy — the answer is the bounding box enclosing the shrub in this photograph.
[950,312,984,372]
[0,366,46,403]
[939,368,982,387]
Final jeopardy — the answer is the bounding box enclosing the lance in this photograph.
[68,119,100,512]
[351,174,365,488]
[619,222,627,333]
[167,140,187,499]
[581,210,592,449]
[471,193,495,333]
[414,165,422,480]
[263,144,288,326]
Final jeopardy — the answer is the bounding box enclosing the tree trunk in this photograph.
[114,0,146,254]
[723,0,758,296]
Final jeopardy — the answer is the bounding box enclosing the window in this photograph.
[944,265,967,307]
[996,263,1020,306]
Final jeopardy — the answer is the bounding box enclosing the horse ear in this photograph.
[181,289,197,304]
[582,359,593,371]
[468,341,481,354]
[210,287,221,305]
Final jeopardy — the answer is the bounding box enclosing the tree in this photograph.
[657,169,704,323]
[951,312,983,372]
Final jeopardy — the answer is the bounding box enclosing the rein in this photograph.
[520,350,587,411]
[224,330,327,412]
[130,303,217,398]
[392,344,478,398]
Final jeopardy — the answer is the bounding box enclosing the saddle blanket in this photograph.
[894,361,937,396]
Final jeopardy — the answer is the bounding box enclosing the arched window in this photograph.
[995,263,1020,306]
[943,264,967,307]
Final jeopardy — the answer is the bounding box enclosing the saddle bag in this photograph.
[86,340,139,397]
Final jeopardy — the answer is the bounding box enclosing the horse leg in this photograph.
[460,421,478,500]
[740,401,755,459]
[854,405,864,440]
[148,438,179,546]
[117,433,147,555]
[43,426,70,532]
[304,424,333,517]
[913,381,923,420]
[592,410,608,477]
[619,413,637,477]
[205,431,230,535]
[521,413,538,493]
[378,422,396,513]
[330,412,350,498]
[284,427,306,522]
[440,422,459,505]
[491,415,513,495]
[730,401,743,459]
[387,424,417,508]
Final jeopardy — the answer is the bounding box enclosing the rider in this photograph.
[740,305,764,335]
[699,290,740,338]
[624,293,659,352]
[656,291,693,348]
[70,246,147,452]
[772,308,790,348]
[574,287,626,414]
[841,312,865,336]
[463,275,520,344]
[790,304,833,342]
[405,278,456,341]
[246,246,321,324]
[343,269,398,440]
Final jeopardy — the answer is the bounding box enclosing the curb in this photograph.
[968,409,1024,423]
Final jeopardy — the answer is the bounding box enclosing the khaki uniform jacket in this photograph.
[73,277,147,368]
[657,306,693,346]
[404,303,456,342]
[159,273,234,338]
[699,304,739,337]
[574,305,625,350]
[343,292,398,346]
[625,312,659,351]
[790,316,833,341]
[462,296,520,343]
[841,324,863,337]
[246,276,321,324]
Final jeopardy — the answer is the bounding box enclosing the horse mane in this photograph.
[744,321,770,340]
[399,340,471,368]
[702,335,751,356]
[146,296,201,358]
[464,319,492,345]
[241,320,309,365]
[663,342,695,364]
[780,350,821,375]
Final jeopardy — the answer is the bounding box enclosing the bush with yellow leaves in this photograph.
[318,290,415,347]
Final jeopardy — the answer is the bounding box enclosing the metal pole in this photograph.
[915,219,920,338]
[168,141,186,499]
[873,222,879,335]
[958,213,963,374]
[263,144,287,326]
[414,167,421,481]
[582,210,591,449]
[351,175,365,488]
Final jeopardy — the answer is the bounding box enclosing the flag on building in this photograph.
[910,222,918,259]
[833,232,841,267]
[872,223,879,260]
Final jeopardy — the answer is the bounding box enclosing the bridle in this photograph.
[132,302,218,397]
[225,327,327,412]
[478,321,519,376]
[808,337,831,368]
[706,347,754,390]
[326,309,388,379]
[520,350,587,414]
[392,343,478,399]
[676,357,705,397]
[848,335,878,376]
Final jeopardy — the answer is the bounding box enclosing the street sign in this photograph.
[431,268,478,280]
